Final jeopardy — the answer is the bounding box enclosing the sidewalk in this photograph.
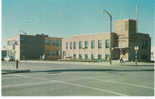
[21,60,154,66]
[2,60,154,75]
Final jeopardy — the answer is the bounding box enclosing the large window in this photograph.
[70,42,72,49]
[98,54,102,60]
[56,50,60,56]
[98,40,102,48]
[73,41,76,49]
[91,40,95,49]
[85,41,88,49]
[13,44,16,50]
[91,54,94,60]
[73,54,76,59]
[56,40,61,47]
[85,54,88,60]
[105,40,110,48]
[79,54,82,60]
[79,41,82,49]
[66,42,68,49]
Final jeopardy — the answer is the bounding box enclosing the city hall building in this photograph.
[7,33,62,60]
[62,19,151,62]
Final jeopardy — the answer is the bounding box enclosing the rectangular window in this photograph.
[85,41,88,49]
[66,42,68,49]
[91,54,94,60]
[73,54,76,59]
[98,40,102,48]
[73,41,76,49]
[85,54,88,60]
[105,40,110,48]
[13,44,16,50]
[98,54,102,60]
[70,42,72,49]
[56,50,60,56]
[79,54,82,60]
[56,40,61,47]
[91,40,95,49]
[79,41,82,49]
[105,54,110,60]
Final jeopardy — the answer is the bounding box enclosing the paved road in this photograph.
[2,61,154,96]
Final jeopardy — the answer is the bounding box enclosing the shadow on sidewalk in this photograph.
[32,68,154,73]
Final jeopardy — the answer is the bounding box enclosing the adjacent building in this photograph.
[44,37,62,60]
[115,19,151,61]
[7,33,62,60]
[62,32,118,61]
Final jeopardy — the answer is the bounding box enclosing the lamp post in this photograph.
[102,9,112,64]
[134,46,139,65]
[136,0,141,33]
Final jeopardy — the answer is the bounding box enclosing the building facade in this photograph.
[44,37,62,60]
[115,19,151,61]
[62,33,118,61]
[7,34,62,60]
[62,19,151,62]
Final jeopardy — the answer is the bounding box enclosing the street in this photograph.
[1,61,154,96]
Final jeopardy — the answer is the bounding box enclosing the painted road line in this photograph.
[2,74,128,96]
[85,77,154,90]
[2,80,58,89]
[52,79,128,96]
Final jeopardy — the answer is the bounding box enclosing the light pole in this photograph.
[102,9,112,64]
[134,46,139,65]
[136,0,141,33]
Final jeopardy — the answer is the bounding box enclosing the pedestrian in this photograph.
[120,57,123,64]
[16,59,19,69]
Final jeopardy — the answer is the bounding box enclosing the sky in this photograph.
[2,0,154,48]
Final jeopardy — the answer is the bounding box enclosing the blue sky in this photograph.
[2,0,154,48]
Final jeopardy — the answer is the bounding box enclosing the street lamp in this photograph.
[136,0,141,32]
[102,9,112,64]
[134,46,139,65]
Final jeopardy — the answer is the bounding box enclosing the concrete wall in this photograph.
[62,33,118,60]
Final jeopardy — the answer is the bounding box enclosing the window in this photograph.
[66,42,68,49]
[105,54,110,60]
[85,41,88,48]
[12,44,15,50]
[105,40,110,48]
[79,54,82,60]
[73,54,76,59]
[73,41,76,49]
[98,40,102,48]
[56,50,60,56]
[70,42,72,49]
[91,54,94,60]
[79,41,82,49]
[56,40,61,47]
[20,36,24,40]
[98,54,102,60]
[91,40,95,49]
[85,54,88,60]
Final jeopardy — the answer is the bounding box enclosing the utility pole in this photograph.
[102,9,112,64]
